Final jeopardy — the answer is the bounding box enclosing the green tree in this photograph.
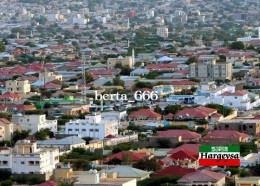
[133,158,160,171]
[0,41,5,52]
[164,105,184,114]
[108,157,122,165]
[113,76,124,86]
[157,138,172,148]
[230,41,245,50]
[34,128,54,140]
[12,130,30,143]
[85,72,94,83]
[154,105,162,114]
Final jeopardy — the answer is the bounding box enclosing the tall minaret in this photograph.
[132,48,135,68]
[127,40,130,47]
[16,32,19,39]
[127,18,130,29]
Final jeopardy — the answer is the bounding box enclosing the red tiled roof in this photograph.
[0,118,11,124]
[105,134,116,138]
[168,149,198,161]
[167,144,200,154]
[177,169,225,183]
[105,151,148,162]
[44,82,61,89]
[88,69,113,76]
[39,181,57,186]
[146,63,178,70]
[128,109,161,118]
[164,113,174,119]
[0,91,21,100]
[171,81,198,85]
[203,130,249,140]
[154,165,197,177]
[157,159,167,165]
[175,106,217,119]
[220,90,247,96]
[157,130,201,140]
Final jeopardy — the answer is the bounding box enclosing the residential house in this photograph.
[128,109,161,121]
[37,136,86,155]
[104,151,151,163]
[218,119,260,136]
[0,118,13,141]
[194,84,260,111]
[149,130,201,145]
[177,169,226,186]
[65,113,118,139]
[226,53,246,64]
[12,114,57,134]
[202,130,250,145]
[4,80,31,94]
[162,149,199,168]
[153,165,197,178]
[0,91,21,104]
[106,166,150,181]
[235,177,260,186]
[167,144,200,155]
[130,68,149,76]
[240,152,260,167]
[174,106,221,121]
[12,140,59,174]
[107,56,134,69]
[146,63,178,71]
[171,81,199,92]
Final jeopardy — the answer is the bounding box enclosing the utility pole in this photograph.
[82,54,87,104]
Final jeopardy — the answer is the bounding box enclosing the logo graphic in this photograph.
[199,145,240,166]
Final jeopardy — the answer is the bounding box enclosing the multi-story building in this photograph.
[12,114,57,134]
[65,113,118,139]
[156,26,168,38]
[190,60,232,82]
[0,118,13,141]
[107,56,134,69]
[4,80,31,94]
[0,147,12,171]
[12,140,59,174]
[218,119,260,136]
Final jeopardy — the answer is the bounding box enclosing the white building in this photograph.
[240,152,260,167]
[12,140,59,174]
[65,113,118,139]
[73,17,88,25]
[0,140,59,174]
[37,136,86,155]
[0,118,13,141]
[194,84,260,111]
[12,114,57,134]
[156,26,168,38]
[0,147,12,170]
[4,80,31,94]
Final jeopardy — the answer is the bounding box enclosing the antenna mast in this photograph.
[82,54,87,104]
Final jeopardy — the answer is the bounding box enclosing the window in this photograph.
[225,125,229,129]
[27,119,29,122]
[90,129,94,132]
[249,125,253,129]
[95,129,99,132]
[3,161,8,165]
[75,129,79,131]
[21,161,25,164]
[68,129,72,131]
[82,129,86,132]
[234,97,237,99]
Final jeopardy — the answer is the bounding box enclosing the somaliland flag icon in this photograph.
[199,145,240,167]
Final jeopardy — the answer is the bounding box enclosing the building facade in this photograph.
[190,61,232,82]
[65,113,118,139]
[4,80,31,94]
[12,114,57,134]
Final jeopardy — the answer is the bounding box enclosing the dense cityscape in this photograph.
[0,0,260,185]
